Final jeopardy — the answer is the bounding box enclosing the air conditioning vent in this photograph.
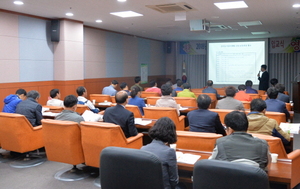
[146,2,197,13]
[210,25,228,30]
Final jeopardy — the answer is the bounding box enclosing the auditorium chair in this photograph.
[258,90,266,96]
[0,112,45,168]
[143,107,186,131]
[125,105,143,118]
[42,119,89,181]
[210,109,233,124]
[75,104,90,115]
[89,94,111,102]
[42,105,64,111]
[241,101,250,109]
[145,97,160,105]
[193,159,269,189]
[195,93,217,108]
[174,97,197,107]
[261,94,268,100]
[176,131,222,152]
[248,94,261,99]
[286,103,292,111]
[100,147,164,189]
[80,121,143,168]
[140,91,160,98]
[191,88,203,93]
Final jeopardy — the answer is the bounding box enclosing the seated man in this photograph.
[275,83,290,103]
[265,87,290,120]
[103,91,138,138]
[171,79,183,97]
[270,78,278,87]
[209,111,270,170]
[155,84,180,115]
[216,86,244,111]
[55,95,85,124]
[145,80,162,95]
[202,80,220,99]
[76,86,99,113]
[120,82,130,95]
[3,88,27,113]
[245,80,258,94]
[234,85,252,102]
[130,76,143,91]
[177,83,196,99]
[102,80,118,96]
[46,88,64,107]
[247,99,290,144]
[15,90,42,127]
[188,94,226,136]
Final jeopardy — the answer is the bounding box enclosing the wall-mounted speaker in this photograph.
[51,19,60,42]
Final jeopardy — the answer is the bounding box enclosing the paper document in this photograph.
[82,110,103,122]
[98,102,112,106]
[279,123,300,135]
[176,152,201,164]
[179,107,188,111]
[42,107,50,112]
[135,118,152,126]
[42,112,59,117]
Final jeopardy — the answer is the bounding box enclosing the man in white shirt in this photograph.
[46,89,64,107]
[76,86,99,113]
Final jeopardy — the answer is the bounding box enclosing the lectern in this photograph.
[292,82,300,112]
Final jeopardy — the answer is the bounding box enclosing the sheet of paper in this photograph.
[42,112,59,117]
[82,110,103,122]
[176,152,201,164]
[279,123,300,134]
[98,102,112,106]
[134,118,152,126]
[42,107,50,112]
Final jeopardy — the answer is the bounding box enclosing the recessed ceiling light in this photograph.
[65,13,74,16]
[14,1,24,5]
[110,11,143,18]
[238,21,262,27]
[251,31,270,35]
[118,0,127,2]
[214,1,248,9]
[95,20,102,23]
[293,4,300,8]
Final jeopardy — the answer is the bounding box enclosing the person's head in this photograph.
[49,89,60,99]
[207,80,213,86]
[267,87,278,99]
[16,88,27,100]
[237,85,246,91]
[183,83,191,89]
[111,80,119,88]
[27,90,40,101]
[197,94,211,109]
[134,76,141,84]
[165,81,173,86]
[275,83,285,93]
[176,80,183,88]
[63,95,78,110]
[261,65,267,71]
[270,78,278,87]
[161,84,173,96]
[149,80,157,87]
[120,82,128,90]
[245,80,253,87]
[148,117,177,144]
[130,86,141,98]
[76,86,87,97]
[250,98,266,112]
[224,111,248,133]
[116,91,128,104]
[225,86,236,97]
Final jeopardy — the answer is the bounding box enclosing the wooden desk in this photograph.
[135,118,156,129]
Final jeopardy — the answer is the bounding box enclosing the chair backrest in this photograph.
[191,88,203,93]
[176,131,222,152]
[100,147,164,189]
[241,101,250,109]
[0,112,44,153]
[215,88,226,96]
[286,103,292,111]
[42,119,85,165]
[146,97,160,105]
[125,105,143,118]
[258,90,266,95]
[111,96,116,103]
[42,105,64,111]
[89,94,111,102]
[80,121,143,167]
[260,94,268,100]
[210,109,234,124]
[143,107,185,130]
[193,159,269,189]
[141,91,160,98]
[248,94,261,99]
[174,97,197,107]
[75,104,90,115]
[265,111,286,124]
[195,93,217,108]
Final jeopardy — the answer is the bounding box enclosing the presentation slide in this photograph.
[208,40,267,85]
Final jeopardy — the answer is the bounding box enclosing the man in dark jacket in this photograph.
[258,65,269,91]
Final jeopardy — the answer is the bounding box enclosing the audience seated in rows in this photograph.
[265,87,290,120]
[177,83,196,99]
[131,76,143,91]
[155,84,179,115]
[55,95,84,124]
[202,80,220,99]
[46,88,63,107]
[209,111,270,170]
[216,86,244,111]
[234,85,252,102]
[275,83,290,103]
[245,80,258,94]
[102,80,118,96]
[2,88,27,113]
[76,86,99,113]
[103,91,138,138]
[145,80,162,95]
[128,86,146,115]
[15,90,42,127]
[120,82,130,95]
[247,99,290,144]
[188,94,226,136]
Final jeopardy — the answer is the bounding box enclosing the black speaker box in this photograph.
[51,19,60,42]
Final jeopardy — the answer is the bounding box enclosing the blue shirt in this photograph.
[245,86,258,94]
[128,96,146,115]
[102,85,117,96]
[203,87,220,98]
[3,94,22,113]
[174,87,183,91]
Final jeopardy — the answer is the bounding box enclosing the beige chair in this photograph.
[125,105,143,118]
[89,94,111,102]
[174,97,197,107]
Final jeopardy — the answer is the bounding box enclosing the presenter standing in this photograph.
[257,64,269,91]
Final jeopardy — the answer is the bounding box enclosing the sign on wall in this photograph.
[179,41,207,55]
[270,37,300,53]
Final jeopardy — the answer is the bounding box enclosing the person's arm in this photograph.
[140,98,146,115]
[214,114,226,136]
[209,146,218,159]
[167,149,179,188]
[238,102,245,111]
[86,100,99,113]
[127,112,138,136]
[35,104,43,126]
[282,104,290,120]
[273,121,290,143]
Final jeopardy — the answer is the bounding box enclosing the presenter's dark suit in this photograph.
[187,109,226,136]
[103,104,138,138]
[258,71,269,91]
[265,99,290,120]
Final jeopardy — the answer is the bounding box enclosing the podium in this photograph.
[292,82,300,112]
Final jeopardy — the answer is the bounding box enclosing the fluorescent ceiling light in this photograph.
[65,13,74,16]
[293,4,300,8]
[118,0,127,2]
[238,21,262,26]
[95,19,102,23]
[14,1,24,5]
[214,1,248,9]
[251,31,270,35]
[110,11,143,18]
